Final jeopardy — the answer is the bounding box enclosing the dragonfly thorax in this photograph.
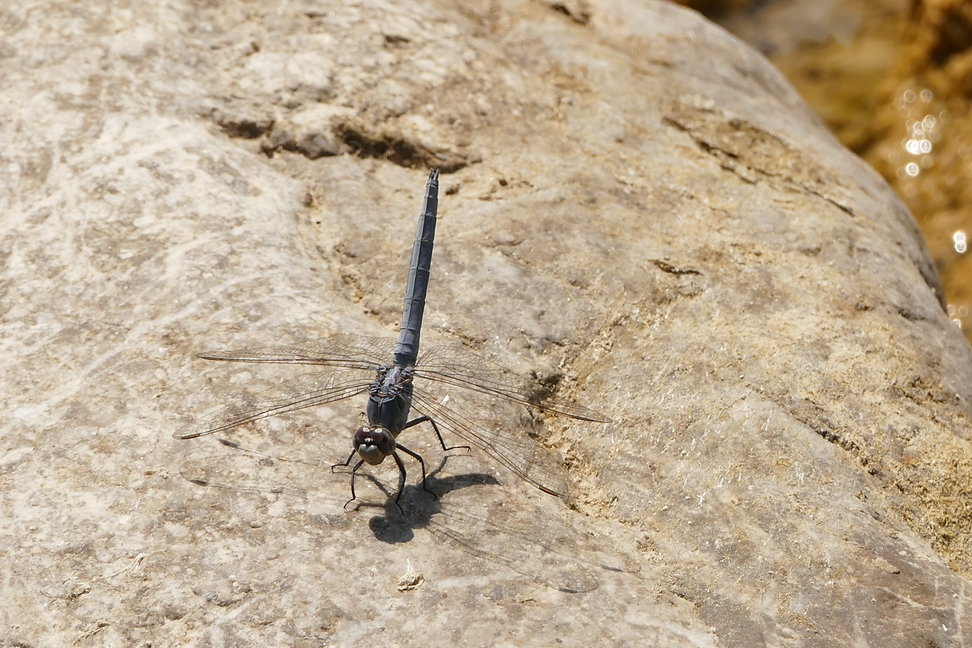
[354,426,396,465]
[372,365,414,397]
[367,365,414,435]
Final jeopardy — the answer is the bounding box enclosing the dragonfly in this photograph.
[176,169,610,511]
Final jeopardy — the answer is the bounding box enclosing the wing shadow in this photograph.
[176,439,638,594]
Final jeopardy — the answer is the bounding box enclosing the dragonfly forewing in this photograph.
[176,371,372,440]
[197,334,397,369]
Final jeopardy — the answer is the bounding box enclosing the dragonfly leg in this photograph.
[403,415,471,453]
[343,459,365,510]
[397,443,437,503]
[390,451,408,515]
[331,448,357,473]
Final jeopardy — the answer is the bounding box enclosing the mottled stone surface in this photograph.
[2,1,970,646]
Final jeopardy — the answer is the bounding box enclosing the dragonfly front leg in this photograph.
[341,458,365,510]
[332,448,359,509]
[333,429,440,512]
[332,448,357,471]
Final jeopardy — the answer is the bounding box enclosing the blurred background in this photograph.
[677,0,971,341]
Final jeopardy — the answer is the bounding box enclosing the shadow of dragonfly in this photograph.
[178,439,637,594]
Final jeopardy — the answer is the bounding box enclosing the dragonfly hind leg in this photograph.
[395,444,437,505]
[403,415,471,454]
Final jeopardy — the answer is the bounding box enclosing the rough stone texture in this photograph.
[2,1,971,646]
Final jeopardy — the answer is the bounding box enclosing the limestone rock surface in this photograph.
[2,1,971,646]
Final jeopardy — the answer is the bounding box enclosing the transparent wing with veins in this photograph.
[193,334,396,369]
[175,370,372,440]
[409,385,573,499]
[177,334,609,498]
[415,343,611,423]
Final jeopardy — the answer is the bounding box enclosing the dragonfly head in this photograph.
[353,426,396,465]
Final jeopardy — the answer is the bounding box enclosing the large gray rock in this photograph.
[2,0,970,646]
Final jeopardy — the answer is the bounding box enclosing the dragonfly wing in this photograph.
[410,386,571,499]
[197,334,397,370]
[415,343,610,423]
[176,372,372,439]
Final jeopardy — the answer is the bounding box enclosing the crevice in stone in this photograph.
[649,259,702,276]
[333,121,474,173]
